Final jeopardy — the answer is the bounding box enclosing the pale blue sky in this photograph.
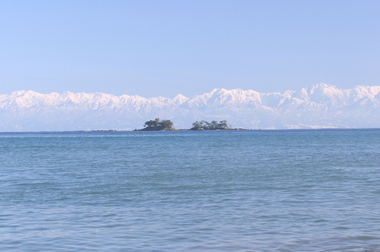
[1,0,379,97]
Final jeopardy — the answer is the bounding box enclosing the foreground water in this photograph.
[1,130,380,251]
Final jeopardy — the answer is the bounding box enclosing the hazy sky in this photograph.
[1,0,380,98]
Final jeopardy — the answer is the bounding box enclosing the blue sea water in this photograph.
[1,129,380,251]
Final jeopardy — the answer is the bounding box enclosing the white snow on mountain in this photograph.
[1,83,380,131]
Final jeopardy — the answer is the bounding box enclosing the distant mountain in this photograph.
[1,83,380,131]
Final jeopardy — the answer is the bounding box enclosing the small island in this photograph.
[137,118,175,131]
[191,120,231,130]
[135,119,244,131]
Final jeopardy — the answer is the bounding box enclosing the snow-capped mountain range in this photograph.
[1,83,380,131]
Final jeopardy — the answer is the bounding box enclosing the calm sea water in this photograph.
[1,130,380,251]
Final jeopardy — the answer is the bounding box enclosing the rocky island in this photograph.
[136,119,243,131]
[136,118,175,131]
[191,120,233,130]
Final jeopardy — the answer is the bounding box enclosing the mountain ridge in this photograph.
[1,83,380,131]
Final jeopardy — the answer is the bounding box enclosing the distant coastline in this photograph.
[3,128,380,133]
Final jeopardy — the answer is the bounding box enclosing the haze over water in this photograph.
[1,130,380,251]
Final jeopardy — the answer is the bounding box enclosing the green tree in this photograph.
[200,120,206,128]
[211,120,218,129]
[161,120,174,129]
[191,120,229,130]
[143,118,174,130]
[192,121,201,129]
[219,120,228,128]
[144,120,154,128]
[205,121,211,129]
[154,118,160,127]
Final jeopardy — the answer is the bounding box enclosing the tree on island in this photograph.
[191,120,229,130]
[143,118,174,130]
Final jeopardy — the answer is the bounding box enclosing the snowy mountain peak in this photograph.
[1,83,380,131]
[173,94,189,104]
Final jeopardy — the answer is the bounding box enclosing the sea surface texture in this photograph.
[1,130,380,251]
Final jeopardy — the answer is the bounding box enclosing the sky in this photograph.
[1,0,380,98]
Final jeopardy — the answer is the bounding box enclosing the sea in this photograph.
[1,129,380,251]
